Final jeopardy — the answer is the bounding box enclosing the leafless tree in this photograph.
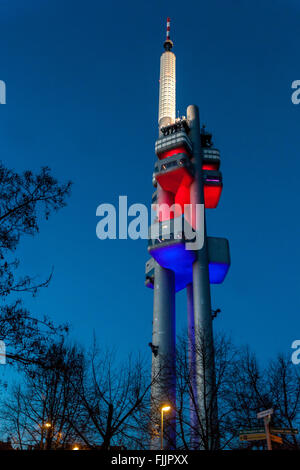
[68,344,153,450]
[0,341,83,449]
[266,355,300,449]
[0,163,71,367]
[2,329,299,451]
[173,333,300,450]
[172,331,238,450]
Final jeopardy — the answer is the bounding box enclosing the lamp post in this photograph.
[160,405,171,450]
[45,422,52,450]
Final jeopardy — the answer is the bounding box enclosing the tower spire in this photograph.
[164,17,173,51]
[159,17,176,128]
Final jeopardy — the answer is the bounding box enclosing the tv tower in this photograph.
[145,19,230,450]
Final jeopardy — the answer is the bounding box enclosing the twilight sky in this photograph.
[0,0,299,367]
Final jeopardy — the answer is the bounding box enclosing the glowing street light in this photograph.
[72,445,80,451]
[161,405,171,450]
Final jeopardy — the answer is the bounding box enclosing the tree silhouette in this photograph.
[0,341,83,449]
[0,162,71,366]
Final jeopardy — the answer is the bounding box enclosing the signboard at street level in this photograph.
[270,434,283,444]
[270,428,298,435]
[257,408,274,419]
[240,428,265,435]
[240,433,267,441]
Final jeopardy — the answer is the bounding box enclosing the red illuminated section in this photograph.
[156,167,193,194]
[158,146,190,160]
[156,166,192,221]
[154,146,222,222]
[202,163,218,171]
[204,185,222,209]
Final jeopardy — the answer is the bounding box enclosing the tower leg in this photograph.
[187,283,199,449]
[150,262,176,450]
[187,105,218,450]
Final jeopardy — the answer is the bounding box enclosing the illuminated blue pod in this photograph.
[147,237,230,292]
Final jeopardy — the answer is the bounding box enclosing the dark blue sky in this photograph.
[0,0,299,365]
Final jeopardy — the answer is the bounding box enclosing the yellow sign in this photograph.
[270,434,283,444]
[240,433,266,441]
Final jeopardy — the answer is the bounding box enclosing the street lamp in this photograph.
[42,422,52,451]
[72,445,80,451]
[161,405,171,450]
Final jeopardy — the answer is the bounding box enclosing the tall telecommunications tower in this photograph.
[145,19,230,449]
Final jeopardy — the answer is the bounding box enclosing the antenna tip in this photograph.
[164,16,173,50]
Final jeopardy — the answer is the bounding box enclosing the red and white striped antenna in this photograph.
[166,17,171,41]
[164,17,173,50]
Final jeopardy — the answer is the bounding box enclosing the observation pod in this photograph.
[146,216,230,292]
[153,122,223,217]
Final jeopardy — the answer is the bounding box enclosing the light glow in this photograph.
[161,405,171,412]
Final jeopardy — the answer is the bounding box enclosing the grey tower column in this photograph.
[187,105,218,450]
[150,187,176,451]
[187,283,199,449]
